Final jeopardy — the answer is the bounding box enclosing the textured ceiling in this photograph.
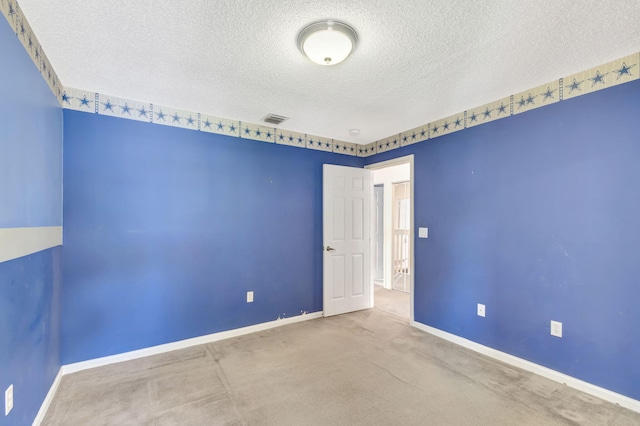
[16,0,640,144]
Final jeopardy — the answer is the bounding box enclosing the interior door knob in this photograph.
[325,246,336,251]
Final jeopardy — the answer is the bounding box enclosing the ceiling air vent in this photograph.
[263,113,289,125]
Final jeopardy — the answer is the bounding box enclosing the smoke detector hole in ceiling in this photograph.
[297,20,358,66]
[263,113,289,125]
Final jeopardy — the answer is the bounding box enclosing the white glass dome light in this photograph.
[297,20,358,66]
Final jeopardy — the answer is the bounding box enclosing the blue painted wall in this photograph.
[5,0,639,410]
[0,250,61,425]
[62,111,363,363]
[367,80,640,401]
[0,30,62,228]
[0,15,63,426]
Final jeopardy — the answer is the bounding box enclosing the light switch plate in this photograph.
[477,303,485,317]
[418,227,428,238]
[247,291,254,303]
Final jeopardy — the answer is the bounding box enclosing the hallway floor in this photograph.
[374,285,410,320]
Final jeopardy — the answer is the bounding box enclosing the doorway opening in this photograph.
[392,181,411,293]
[373,184,384,286]
[366,155,414,323]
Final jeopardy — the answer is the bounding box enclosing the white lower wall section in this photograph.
[413,321,640,414]
[0,226,62,263]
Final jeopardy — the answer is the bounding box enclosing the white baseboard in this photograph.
[412,321,640,414]
[32,368,62,426]
[62,311,323,375]
[34,312,322,423]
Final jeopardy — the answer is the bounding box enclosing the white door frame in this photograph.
[365,155,415,325]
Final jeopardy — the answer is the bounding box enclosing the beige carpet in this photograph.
[42,309,640,425]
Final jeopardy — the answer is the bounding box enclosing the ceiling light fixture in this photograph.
[297,20,358,66]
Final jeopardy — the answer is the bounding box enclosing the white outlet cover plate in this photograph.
[551,320,563,338]
[418,227,428,238]
[477,303,485,317]
[5,384,13,416]
[247,291,254,303]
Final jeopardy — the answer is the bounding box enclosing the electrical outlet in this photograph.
[5,384,13,416]
[247,291,254,303]
[550,320,562,338]
[477,303,485,317]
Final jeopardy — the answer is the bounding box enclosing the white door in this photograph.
[323,164,371,317]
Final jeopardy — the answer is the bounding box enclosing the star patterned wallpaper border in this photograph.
[2,0,639,158]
